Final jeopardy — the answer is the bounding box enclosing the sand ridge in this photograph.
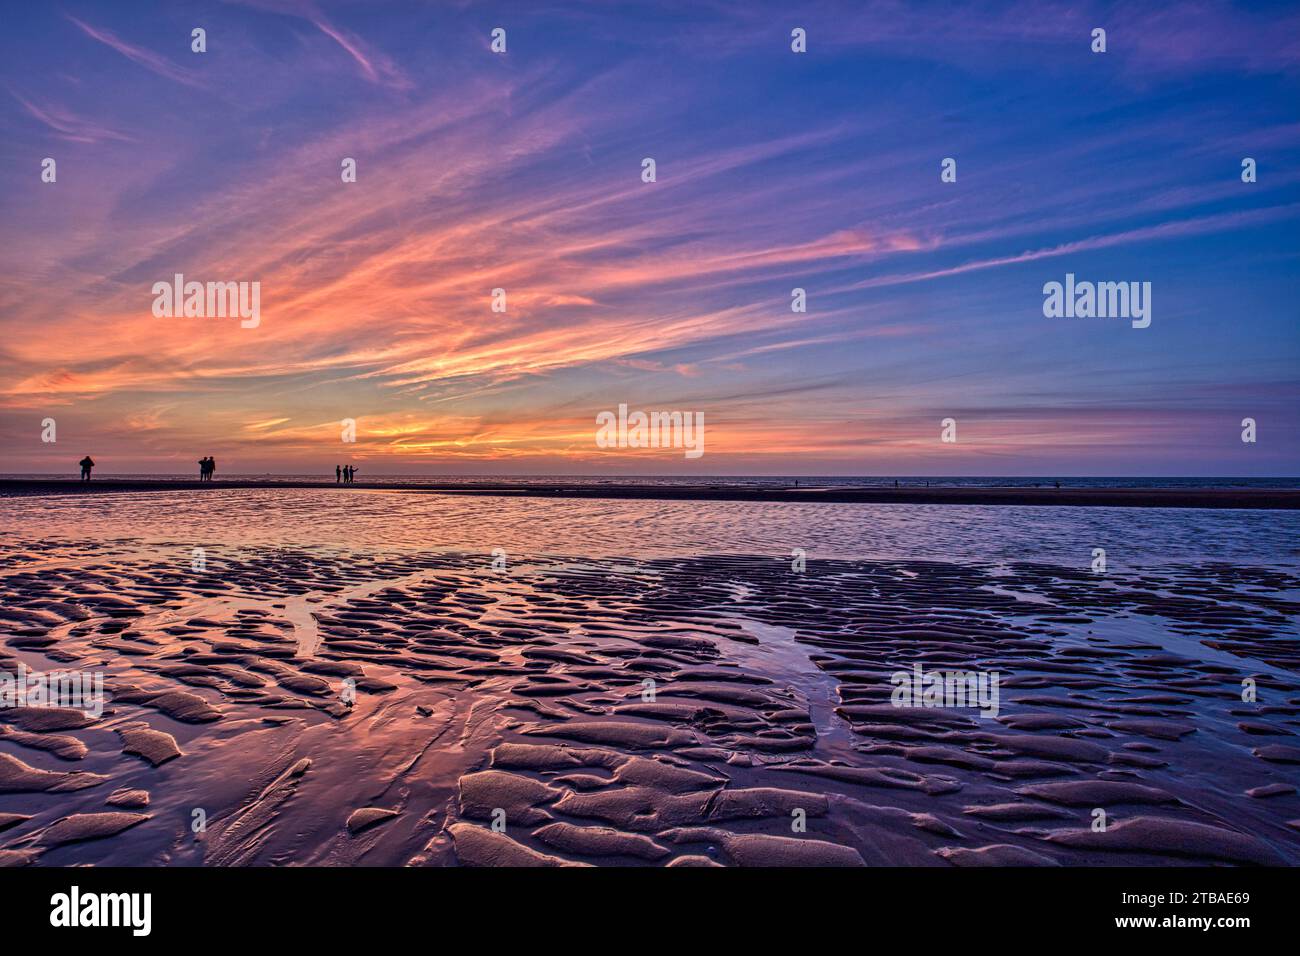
[1,540,1298,866]
[2,478,1299,510]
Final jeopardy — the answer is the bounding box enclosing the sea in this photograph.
[4,476,1299,571]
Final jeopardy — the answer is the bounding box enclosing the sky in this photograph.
[1,0,1298,476]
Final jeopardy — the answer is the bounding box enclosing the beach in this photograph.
[1,488,1298,867]
[2,477,1299,509]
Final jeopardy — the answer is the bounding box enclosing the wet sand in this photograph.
[3,478,1298,509]
[2,532,1298,867]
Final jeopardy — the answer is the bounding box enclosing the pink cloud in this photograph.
[64,15,205,88]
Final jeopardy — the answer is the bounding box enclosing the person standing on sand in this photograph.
[207,457,216,481]
[198,458,207,481]
[336,465,342,484]
[78,456,94,481]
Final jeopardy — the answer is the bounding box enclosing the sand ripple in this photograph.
[1,540,1298,866]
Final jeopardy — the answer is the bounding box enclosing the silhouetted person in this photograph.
[79,456,94,481]
[207,457,216,481]
[198,458,207,481]
[347,465,358,483]
[894,479,899,489]
[336,465,342,484]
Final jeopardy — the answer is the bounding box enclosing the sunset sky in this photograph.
[2,0,1297,475]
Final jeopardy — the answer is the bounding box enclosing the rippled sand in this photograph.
[1,492,1298,866]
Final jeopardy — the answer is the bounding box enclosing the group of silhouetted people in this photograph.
[73,457,372,485]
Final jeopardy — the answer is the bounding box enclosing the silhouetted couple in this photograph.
[78,456,95,481]
[336,464,358,484]
[198,457,216,481]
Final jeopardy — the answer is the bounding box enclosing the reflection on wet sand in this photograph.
[2,509,1298,865]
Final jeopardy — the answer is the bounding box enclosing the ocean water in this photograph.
[4,487,1299,571]
[6,473,1300,490]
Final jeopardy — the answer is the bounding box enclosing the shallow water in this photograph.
[6,488,1300,570]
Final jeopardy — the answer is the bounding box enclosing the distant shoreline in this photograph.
[3,478,1298,509]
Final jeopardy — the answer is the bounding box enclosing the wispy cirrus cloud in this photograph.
[308,11,411,90]
[64,15,206,88]
[841,203,1300,293]
[718,0,1300,77]
[8,88,134,143]
[226,0,412,89]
